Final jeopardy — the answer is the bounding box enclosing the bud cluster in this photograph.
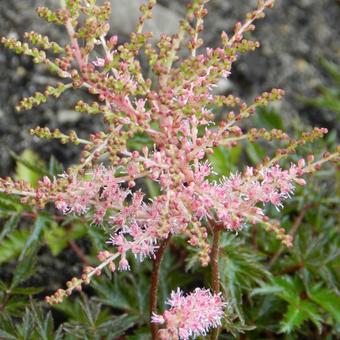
[30,126,88,145]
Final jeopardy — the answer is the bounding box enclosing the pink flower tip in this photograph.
[92,57,105,67]
[108,35,118,46]
[152,288,226,340]
[151,313,165,324]
[294,178,306,186]
[118,257,130,271]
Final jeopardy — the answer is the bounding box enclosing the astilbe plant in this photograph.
[0,0,339,339]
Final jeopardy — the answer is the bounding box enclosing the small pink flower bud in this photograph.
[108,262,116,272]
[298,158,306,169]
[119,257,130,271]
[294,178,306,186]
[108,35,118,47]
[92,57,105,67]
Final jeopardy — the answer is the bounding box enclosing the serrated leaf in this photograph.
[0,215,20,241]
[19,214,49,261]
[92,276,139,312]
[219,235,271,324]
[0,193,26,214]
[42,311,54,340]
[0,312,16,334]
[309,287,340,322]
[223,318,256,337]
[1,303,62,339]
[87,225,107,253]
[10,240,39,289]
[280,300,322,334]
[4,296,29,316]
[272,276,302,305]
[30,303,53,340]
[52,298,84,321]
[280,303,308,333]
[22,308,34,340]
[251,285,283,296]
[220,259,244,323]
[44,221,86,256]
[60,297,136,339]
[0,229,30,264]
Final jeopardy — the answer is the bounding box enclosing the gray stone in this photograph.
[110,0,181,38]
[57,110,82,124]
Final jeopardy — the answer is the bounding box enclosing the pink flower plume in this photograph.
[152,288,226,339]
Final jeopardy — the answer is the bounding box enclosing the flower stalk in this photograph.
[210,222,222,339]
[150,236,171,340]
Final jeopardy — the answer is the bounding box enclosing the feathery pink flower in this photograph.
[152,288,226,340]
[54,166,129,223]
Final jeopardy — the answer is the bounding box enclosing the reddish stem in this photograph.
[21,211,65,222]
[150,236,171,340]
[68,240,91,266]
[211,227,221,294]
[277,262,304,275]
[210,225,222,340]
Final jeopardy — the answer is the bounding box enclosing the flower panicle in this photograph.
[152,288,226,340]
